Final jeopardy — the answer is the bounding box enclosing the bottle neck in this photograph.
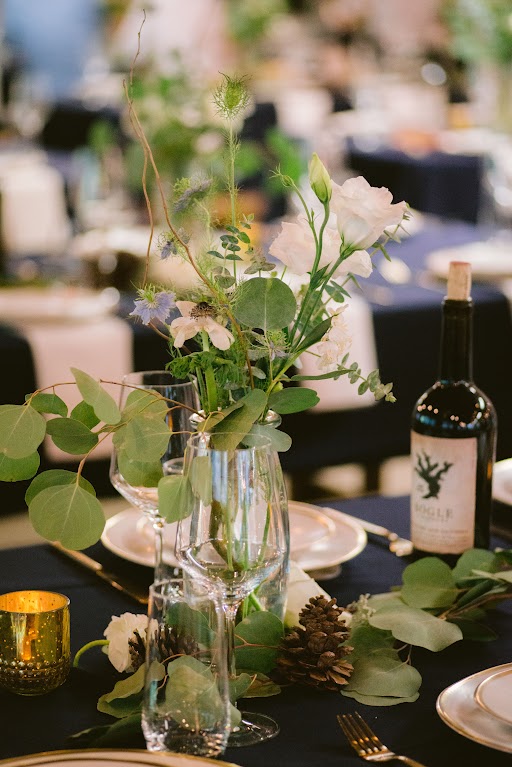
[439,298,473,382]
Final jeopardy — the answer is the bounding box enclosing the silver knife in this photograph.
[322,506,414,557]
[51,542,149,604]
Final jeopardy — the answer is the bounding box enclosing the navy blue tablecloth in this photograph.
[1,494,511,766]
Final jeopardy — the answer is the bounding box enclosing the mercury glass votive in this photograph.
[0,590,70,695]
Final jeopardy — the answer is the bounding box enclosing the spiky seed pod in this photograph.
[127,626,200,673]
[276,595,353,692]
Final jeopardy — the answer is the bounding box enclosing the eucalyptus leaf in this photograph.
[25,469,96,505]
[97,665,147,718]
[452,548,500,582]
[0,452,40,482]
[164,656,227,731]
[235,611,284,673]
[70,401,100,429]
[369,603,463,651]
[268,387,319,414]
[344,649,422,698]
[69,714,143,749]
[211,389,267,450]
[46,418,98,455]
[158,474,194,522]
[166,602,214,646]
[341,690,420,706]
[29,483,105,549]
[229,673,253,702]
[26,392,68,417]
[122,388,168,420]
[122,415,171,462]
[244,672,281,698]
[0,404,46,459]
[449,618,498,642]
[346,624,395,662]
[117,451,164,488]
[401,557,458,608]
[246,424,292,452]
[189,455,212,504]
[233,277,296,331]
[71,367,121,425]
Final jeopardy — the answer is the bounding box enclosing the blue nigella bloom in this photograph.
[130,291,176,325]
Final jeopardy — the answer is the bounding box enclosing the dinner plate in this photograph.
[0,749,239,767]
[436,663,512,753]
[426,241,512,282]
[0,287,118,323]
[101,502,366,573]
[492,458,512,506]
[474,666,512,725]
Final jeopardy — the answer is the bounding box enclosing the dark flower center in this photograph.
[190,302,215,319]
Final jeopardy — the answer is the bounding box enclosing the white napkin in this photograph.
[22,317,132,461]
[0,162,71,256]
[299,294,378,411]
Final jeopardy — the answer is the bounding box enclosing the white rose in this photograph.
[268,217,340,276]
[103,612,148,673]
[284,562,332,628]
[331,176,407,251]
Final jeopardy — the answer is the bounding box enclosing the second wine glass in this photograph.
[109,371,199,581]
[174,431,288,747]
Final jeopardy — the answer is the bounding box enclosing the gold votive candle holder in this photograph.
[0,590,70,695]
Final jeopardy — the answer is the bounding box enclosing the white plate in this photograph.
[0,287,117,323]
[0,748,240,767]
[475,667,512,725]
[492,458,512,505]
[426,241,512,282]
[437,663,512,753]
[101,502,366,573]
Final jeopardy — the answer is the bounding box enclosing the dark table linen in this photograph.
[1,495,511,766]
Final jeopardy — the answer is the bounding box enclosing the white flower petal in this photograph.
[204,317,235,350]
[175,300,196,318]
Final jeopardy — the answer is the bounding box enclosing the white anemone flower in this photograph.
[315,306,352,372]
[169,300,234,350]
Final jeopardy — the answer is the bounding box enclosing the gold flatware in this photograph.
[51,542,149,605]
[337,712,427,767]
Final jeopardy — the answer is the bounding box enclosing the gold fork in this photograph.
[337,712,428,767]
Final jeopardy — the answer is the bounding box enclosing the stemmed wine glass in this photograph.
[174,431,288,747]
[109,371,199,581]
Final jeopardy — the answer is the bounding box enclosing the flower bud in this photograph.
[309,153,332,203]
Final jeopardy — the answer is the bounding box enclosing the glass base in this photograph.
[228,711,280,747]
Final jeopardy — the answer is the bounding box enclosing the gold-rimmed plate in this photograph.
[437,663,512,753]
[0,749,240,767]
[474,666,512,725]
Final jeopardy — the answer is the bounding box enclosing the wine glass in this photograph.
[109,371,199,581]
[174,431,288,747]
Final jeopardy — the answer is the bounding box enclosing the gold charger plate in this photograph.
[437,663,512,753]
[0,749,240,767]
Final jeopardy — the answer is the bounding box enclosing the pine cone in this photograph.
[276,595,353,692]
[128,626,200,672]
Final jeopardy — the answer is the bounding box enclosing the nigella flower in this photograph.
[130,289,176,325]
[159,229,190,259]
[173,179,212,213]
[169,300,234,350]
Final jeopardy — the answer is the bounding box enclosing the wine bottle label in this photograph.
[410,432,477,554]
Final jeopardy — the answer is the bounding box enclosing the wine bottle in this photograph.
[410,261,497,560]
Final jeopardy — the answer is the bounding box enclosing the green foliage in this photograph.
[158,475,194,523]
[400,558,458,608]
[268,387,319,414]
[0,404,46,458]
[210,389,268,449]
[70,401,100,429]
[26,392,68,417]
[97,665,147,719]
[0,452,40,482]
[369,603,463,652]
[72,368,121,425]
[29,483,105,549]
[25,469,96,505]
[46,418,98,455]
[233,277,297,332]
[234,611,284,673]
[116,453,163,487]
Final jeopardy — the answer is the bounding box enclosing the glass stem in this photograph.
[222,600,240,679]
[152,515,166,583]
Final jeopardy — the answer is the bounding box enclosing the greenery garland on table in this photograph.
[71,547,512,746]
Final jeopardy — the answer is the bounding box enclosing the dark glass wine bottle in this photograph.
[410,261,497,560]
